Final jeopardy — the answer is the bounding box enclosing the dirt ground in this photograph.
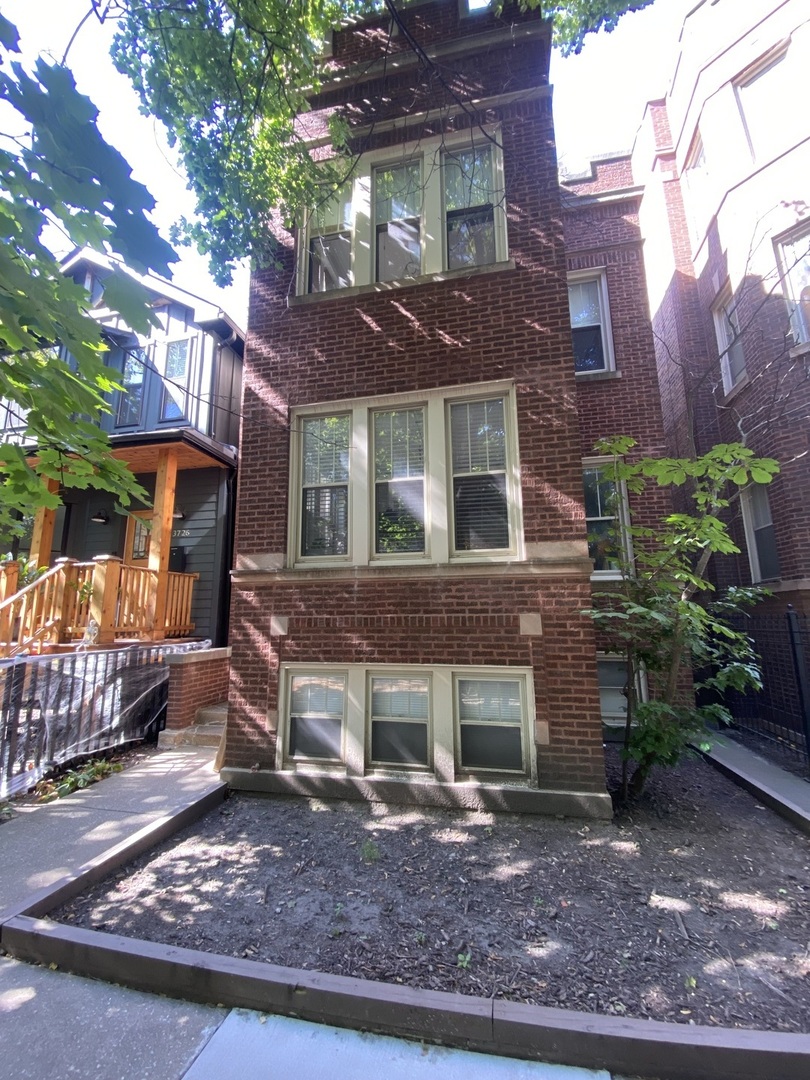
[55,751,810,1033]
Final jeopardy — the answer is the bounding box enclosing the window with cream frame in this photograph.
[568,270,615,374]
[279,664,535,781]
[712,285,746,395]
[290,382,523,567]
[582,458,631,578]
[297,128,508,295]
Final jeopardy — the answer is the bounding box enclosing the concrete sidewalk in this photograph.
[0,747,607,1080]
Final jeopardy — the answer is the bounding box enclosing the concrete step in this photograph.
[197,701,228,726]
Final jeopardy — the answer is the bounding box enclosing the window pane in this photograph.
[377,220,421,281]
[450,399,506,473]
[371,677,429,718]
[780,230,810,343]
[289,674,345,760]
[447,207,495,270]
[374,408,425,554]
[376,480,425,553]
[568,280,601,327]
[302,486,348,556]
[584,467,620,572]
[572,326,605,372]
[303,416,350,485]
[458,679,522,723]
[375,162,421,222]
[309,233,351,292]
[371,721,429,765]
[453,473,508,550]
[755,525,780,581]
[737,52,790,161]
[161,340,190,421]
[116,349,146,427]
[312,184,352,232]
[598,660,628,721]
[459,726,523,770]
[444,147,494,212]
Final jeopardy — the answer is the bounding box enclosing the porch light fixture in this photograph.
[172,508,185,520]
[90,510,109,525]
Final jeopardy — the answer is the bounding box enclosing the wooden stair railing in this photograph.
[0,556,199,655]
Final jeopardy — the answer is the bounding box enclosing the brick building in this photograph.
[630,0,809,612]
[221,1,668,817]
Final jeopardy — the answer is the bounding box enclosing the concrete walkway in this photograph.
[0,747,607,1080]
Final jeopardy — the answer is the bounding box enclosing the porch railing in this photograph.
[0,557,199,657]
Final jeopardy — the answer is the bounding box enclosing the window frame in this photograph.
[297,128,508,296]
[278,663,535,783]
[114,345,150,429]
[712,285,747,395]
[568,269,615,376]
[366,671,433,772]
[775,222,810,346]
[733,46,790,163]
[159,336,195,423]
[288,381,523,568]
[582,457,631,580]
[740,484,781,584]
[597,655,648,727]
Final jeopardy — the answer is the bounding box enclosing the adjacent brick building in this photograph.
[221,1,669,817]
[631,0,809,612]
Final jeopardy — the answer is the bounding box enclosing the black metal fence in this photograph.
[723,608,810,774]
[0,641,209,799]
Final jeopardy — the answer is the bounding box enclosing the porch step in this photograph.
[160,701,227,749]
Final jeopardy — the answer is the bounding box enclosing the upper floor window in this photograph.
[298,129,507,296]
[160,338,194,422]
[291,382,522,567]
[568,271,614,374]
[776,224,810,345]
[712,287,746,394]
[735,49,791,163]
[375,162,422,282]
[444,145,496,271]
[115,347,148,428]
[309,184,352,293]
[741,484,780,583]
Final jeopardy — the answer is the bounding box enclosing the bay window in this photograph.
[291,383,521,566]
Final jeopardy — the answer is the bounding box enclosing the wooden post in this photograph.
[53,558,78,642]
[90,555,123,645]
[28,477,60,568]
[0,560,20,602]
[147,447,178,640]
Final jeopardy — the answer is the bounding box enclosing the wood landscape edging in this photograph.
[1,786,808,1080]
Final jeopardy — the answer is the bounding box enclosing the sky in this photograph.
[3,0,693,328]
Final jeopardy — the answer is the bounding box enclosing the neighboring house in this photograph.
[221,0,667,816]
[2,248,244,647]
[630,0,810,614]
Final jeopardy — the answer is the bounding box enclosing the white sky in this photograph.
[3,0,693,327]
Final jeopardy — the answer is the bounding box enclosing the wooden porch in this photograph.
[0,447,200,657]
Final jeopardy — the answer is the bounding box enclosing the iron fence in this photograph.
[723,608,810,774]
[0,640,209,799]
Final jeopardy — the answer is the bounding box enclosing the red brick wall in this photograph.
[166,652,230,730]
[227,2,607,797]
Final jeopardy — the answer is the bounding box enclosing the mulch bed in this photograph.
[53,750,810,1033]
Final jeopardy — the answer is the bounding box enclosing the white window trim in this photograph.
[712,285,746,396]
[568,268,616,376]
[296,126,508,296]
[583,456,631,581]
[288,380,524,568]
[277,663,536,783]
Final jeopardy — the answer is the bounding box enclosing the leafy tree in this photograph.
[584,437,779,800]
[109,0,650,285]
[0,12,177,547]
